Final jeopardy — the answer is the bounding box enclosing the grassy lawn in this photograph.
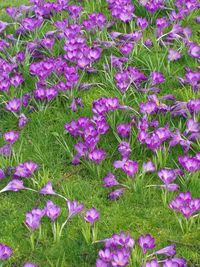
[0,0,200,266]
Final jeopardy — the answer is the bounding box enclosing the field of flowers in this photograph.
[0,0,200,266]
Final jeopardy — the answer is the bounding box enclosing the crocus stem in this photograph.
[59,217,70,238]
[119,183,130,189]
[56,193,68,201]
[25,187,38,193]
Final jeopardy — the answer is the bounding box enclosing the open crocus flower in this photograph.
[102,173,119,188]
[143,161,156,173]
[45,200,61,222]
[169,192,200,218]
[0,243,12,260]
[157,168,180,184]
[167,49,181,61]
[88,149,106,165]
[145,259,160,267]
[14,161,38,178]
[25,208,45,231]
[5,97,21,113]
[23,263,37,267]
[3,131,19,144]
[138,234,155,254]
[84,208,100,225]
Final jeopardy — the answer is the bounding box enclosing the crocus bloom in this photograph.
[102,173,119,188]
[178,155,200,172]
[23,263,37,267]
[138,234,155,254]
[0,169,5,180]
[67,200,84,219]
[145,259,160,267]
[88,149,106,164]
[84,207,100,224]
[5,98,21,112]
[0,144,11,157]
[40,181,56,195]
[3,131,19,144]
[143,161,156,173]
[111,250,129,267]
[99,248,113,262]
[151,72,165,85]
[0,243,12,260]
[168,49,181,61]
[157,169,179,184]
[25,211,42,231]
[46,200,61,221]
[122,160,139,177]
[108,188,125,200]
[118,142,131,159]
[18,114,29,128]
[0,179,25,193]
[116,123,131,138]
[155,244,176,257]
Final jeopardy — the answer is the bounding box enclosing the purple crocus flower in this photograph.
[0,243,12,260]
[163,258,186,267]
[0,144,11,157]
[151,72,165,85]
[111,250,129,267]
[84,207,100,224]
[143,161,156,173]
[18,114,29,128]
[145,259,160,267]
[45,200,61,221]
[0,179,25,193]
[155,244,176,257]
[99,248,113,262]
[0,169,5,180]
[0,21,8,33]
[88,149,106,164]
[102,173,119,188]
[3,131,19,144]
[25,211,42,231]
[178,155,200,172]
[122,160,139,177]
[116,124,131,138]
[157,169,179,184]
[118,142,131,159]
[23,263,37,267]
[185,118,199,135]
[138,234,155,254]
[67,200,84,219]
[108,188,125,200]
[5,98,21,113]
[40,181,56,195]
[168,49,181,61]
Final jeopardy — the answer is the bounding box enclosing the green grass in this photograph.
[0,0,200,266]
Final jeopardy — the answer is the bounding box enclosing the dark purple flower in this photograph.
[0,243,12,260]
[122,160,139,177]
[84,207,100,224]
[138,234,155,254]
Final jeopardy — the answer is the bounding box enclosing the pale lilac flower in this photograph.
[84,207,100,224]
[0,179,25,193]
[102,173,119,188]
[40,181,56,195]
[46,200,61,221]
[67,200,84,218]
[155,244,176,256]
[0,169,5,180]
